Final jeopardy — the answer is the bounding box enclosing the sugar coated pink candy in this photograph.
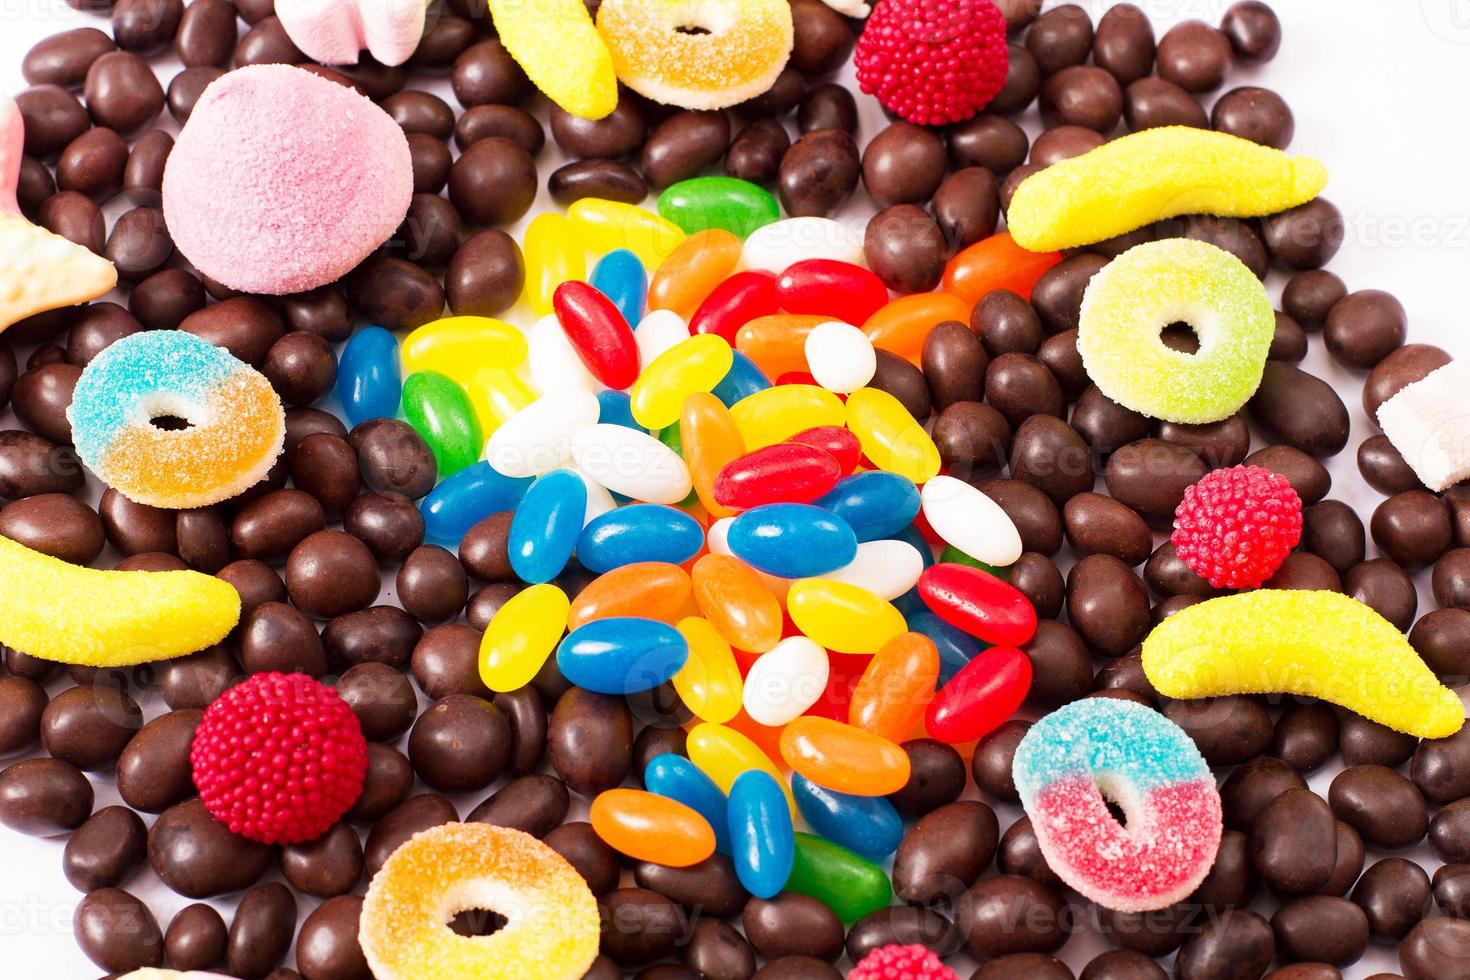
[162,64,413,296]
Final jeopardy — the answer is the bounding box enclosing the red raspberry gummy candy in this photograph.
[1172,464,1304,590]
[849,943,960,980]
[854,0,1010,126]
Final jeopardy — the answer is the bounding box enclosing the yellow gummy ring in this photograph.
[489,0,619,120]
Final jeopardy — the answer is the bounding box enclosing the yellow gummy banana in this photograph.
[489,0,619,120]
[0,534,241,666]
[1142,590,1464,739]
[1007,127,1329,252]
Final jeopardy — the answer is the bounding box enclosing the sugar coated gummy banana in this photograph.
[489,0,619,120]
[1007,127,1329,252]
[1142,590,1465,739]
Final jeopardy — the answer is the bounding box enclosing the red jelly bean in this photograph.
[788,426,862,476]
[714,443,843,509]
[553,281,640,390]
[776,259,890,326]
[925,645,1031,744]
[917,563,1037,647]
[691,270,779,344]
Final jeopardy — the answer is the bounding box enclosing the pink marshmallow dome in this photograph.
[162,64,413,296]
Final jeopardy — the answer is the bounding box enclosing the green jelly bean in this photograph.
[939,544,1010,579]
[656,424,683,456]
[402,370,483,477]
[658,177,781,240]
[785,833,892,922]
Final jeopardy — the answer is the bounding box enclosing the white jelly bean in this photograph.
[570,423,694,505]
[485,391,600,479]
[529,314,598,395]
[741,217,865,275]
[706,517,735,556]
[635,309,692,366]
[821,539,926,600]
[805,321,877,394]
[921,475,1024,567]
[570,464,618,526]
[743,636,830,727]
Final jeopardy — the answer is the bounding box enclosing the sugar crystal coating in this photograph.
[490,0,618,120]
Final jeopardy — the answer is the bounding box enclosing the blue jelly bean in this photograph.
[507,469,586,584]
[577,504,704,573]
[726,504,857,579]
[337,326,401,427]
[597,389,641,431]
[590,249,647,327]
[556,617,689,694]
[906,607,984,685]
[814,471,921,543]
[728,770,794,900]
[712,350,771,407]
[420,460,531,544]
[791,774,903,860]
[645,753,731,854]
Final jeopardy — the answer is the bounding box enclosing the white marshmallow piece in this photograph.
[1377,361,1470,492]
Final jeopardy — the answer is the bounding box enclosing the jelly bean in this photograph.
[805,321,877,395]
[479,582,569,692]
[788,426,862,477]
[466,366,536,437]
[655,421,682,455]
[921,474,1023,569]
[690,270,778,345]
[507,469,586,584]
[553,281,641,390]
[571,423,693,504]
[727,770,795,900]
[401,371,483,477]
[401,316,528,386]
[528,314,598,394]
[862,292,972,364]
[786,833,893,923]
[890,523,936,567]
[523,212,586,315]
[590,249,647,327]
[775,258,889,324]
[420,461,531,543]
[673,617,744,725]
[568,562,691,629]
[630,334,735,430]
[941,230,1062,306]
[846,387,942,484]
[786,579,906,655]
[791,773,903,860]
[711,350,771,408]
[734,313,825,380]
[337,326,401,427]
[686,722,795,815]
[937,545,1007,577]
[596,389,640,431]
[648,229,743,319]
[691,554,783,654]
[567,197,686,270]
[644,753,732,854]
[730,385,845,450]
[680,393,746,521]
[487,390,601,479]
[713,443,842,510]
[823,539,926,601]
[779,717,911,796]
[727,503,857,579]
[589,788,716,868]
[742,217,864,274]
[813,471,921,543]
[556,616,689,694]
[905,607,982,685]
[849,632,940,742]
[918,563,1037,647]
[635,309,692,366]
[925,645,1032,744]
[577,503,704,573]
[658,176,781,239]
[705,517,734,556]
[572,465,618,525]
[742,635,830,727]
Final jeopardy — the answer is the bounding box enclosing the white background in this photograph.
[3,0,1470,977]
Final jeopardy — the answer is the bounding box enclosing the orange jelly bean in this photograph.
[735,314,827,379]
[941,231,1062,306]
[567,562,692,629]
[691,554,784,654]
[778,716,912,797]
[848,632,940,743]
[680,392,746,519]
[861,293,972,364]
[589,788,717,867]
[648,229,742,319]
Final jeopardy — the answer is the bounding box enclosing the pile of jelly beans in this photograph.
[334,188,1060,910]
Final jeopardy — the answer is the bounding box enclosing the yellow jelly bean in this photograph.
[845,387,941,483]
[466,366,537,437]
[692,554,783,654]
[648,229,742,319]
[401,316,528,386]
[568,198,686,271]
[674,617,744,724]
[786,579,906,655]
[687,721,796,817]
[731,385,845,450]
[1007,127,1330,252]
[479,583,570,693]
[630,334,735,430]
[681,392,746,520]
[523,213,586,315]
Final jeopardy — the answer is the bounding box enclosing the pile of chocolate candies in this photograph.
[2,0,1469,978]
